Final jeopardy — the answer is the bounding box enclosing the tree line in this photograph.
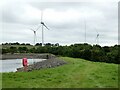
[2,42,59,46]
[1,43,119,64]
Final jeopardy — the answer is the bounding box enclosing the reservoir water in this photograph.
[0,59,46,73]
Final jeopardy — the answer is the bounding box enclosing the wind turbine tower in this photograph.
[40,10,49,46]
[84,19,86,43]
[30,25,40,46]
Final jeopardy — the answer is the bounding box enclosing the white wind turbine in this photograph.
[40,10,49,46]
[84,19,86,43]
[30,25,40,46]
[30,26,41,64]
[95,29,100,45]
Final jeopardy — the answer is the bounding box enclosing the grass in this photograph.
[0,73,2,89]
[1,45,34,49]
[2,57,118,88]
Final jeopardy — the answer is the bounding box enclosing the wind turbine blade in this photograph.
[36,25,41,31]
[30,29,34,31]
[84,18,86,43]
[95,28,99,34]
[43,24,49,30]
[41,10,43,22]
[97,34,99,37]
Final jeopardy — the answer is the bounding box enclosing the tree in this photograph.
[14,42,20,45]
[21,43,25,45]
[81,49,91,60]
[26,43,31,45]
[55,43,59,47]
[35,43,42,46]
[45,43,52,46]
[9,46,17,54]
[18,47,28,53]
[29,47,36,53]
[2,48,9,54]
[103,46,110,53]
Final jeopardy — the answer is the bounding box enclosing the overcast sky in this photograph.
[0,0,119,46]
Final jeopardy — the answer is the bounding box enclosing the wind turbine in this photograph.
[29,26,40,65]
[95,29,99,45]
[40,10,49,46]
[84,19,86,43]
[30,25,40,46]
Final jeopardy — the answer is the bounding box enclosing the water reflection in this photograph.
[1,59,46,73]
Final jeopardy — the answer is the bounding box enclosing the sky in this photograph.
[0,0,119,46]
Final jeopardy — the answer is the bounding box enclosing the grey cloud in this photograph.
[2,2,40,25]
[1,1,118,46]
[29,2,86,10]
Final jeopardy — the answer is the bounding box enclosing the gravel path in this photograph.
[17,57,67,72]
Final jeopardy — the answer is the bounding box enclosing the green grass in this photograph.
[0,73,2,89]
[2,57,118,88]
[2,45,34,49]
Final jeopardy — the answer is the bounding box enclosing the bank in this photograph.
[2,57,118,88]
[1,53,55,60]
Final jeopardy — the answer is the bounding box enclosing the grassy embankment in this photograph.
[2,57,118,88]
[2,45,34,49]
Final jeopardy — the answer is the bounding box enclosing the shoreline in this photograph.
[1,53,67,72]
[1,53,56,60]
[17,57,67,72]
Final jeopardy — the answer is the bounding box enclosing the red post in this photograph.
[22,58,28,71]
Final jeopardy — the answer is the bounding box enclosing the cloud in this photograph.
[1,1,118,46]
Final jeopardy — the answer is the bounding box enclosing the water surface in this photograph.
[0,59,46,72]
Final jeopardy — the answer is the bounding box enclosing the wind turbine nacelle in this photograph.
[41,22,44,25]
[97,34,99,37]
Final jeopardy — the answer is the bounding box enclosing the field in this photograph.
[1,45,34,49]
[2,57,118,88]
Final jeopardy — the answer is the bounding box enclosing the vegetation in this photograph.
[2,57,118,88]
[1,42,119,64]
